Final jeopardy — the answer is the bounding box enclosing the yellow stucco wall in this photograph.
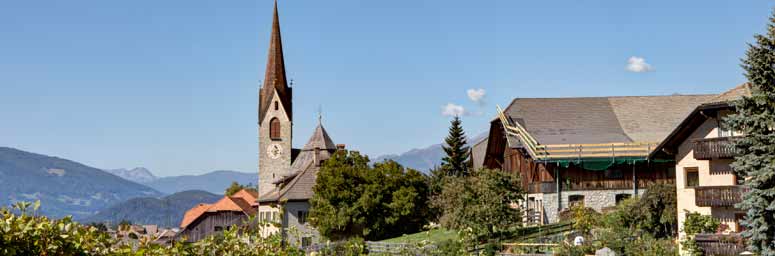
[675,117,742,247]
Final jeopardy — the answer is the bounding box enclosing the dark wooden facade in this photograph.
[693,137,737,160]
[695,185,748,207]
[179,211,249,242]
[483,120,675,194]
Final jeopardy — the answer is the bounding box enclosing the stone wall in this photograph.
[539,189,644,223]
[282,201,320,246]
[258,90,293,196]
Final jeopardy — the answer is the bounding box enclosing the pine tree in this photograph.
[441,116,470,176]
[725,9,775,255]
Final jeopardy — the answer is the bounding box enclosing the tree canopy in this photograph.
[725,8,775,255]
[432,169,523,239]
[308,151,430,241]
[441,116,470,177]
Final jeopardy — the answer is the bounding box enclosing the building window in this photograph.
[718,111,733,137]
[298,211,308,224]
[568,195,584,207]
[685,167,700,188]
[274,101,278,111]
[301,237,312,247]
[214,226,223,232]
[615,194,631,205]
[270,118,281,139]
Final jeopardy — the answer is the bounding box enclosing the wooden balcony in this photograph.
[695,233,746,256]
[695,185,748,207]
[693,137,737,160]
[527,182,556,194]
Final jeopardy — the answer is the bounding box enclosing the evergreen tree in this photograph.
[725,9,775,255]
[441,116,470,176]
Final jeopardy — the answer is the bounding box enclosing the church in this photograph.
[255,1,341,247]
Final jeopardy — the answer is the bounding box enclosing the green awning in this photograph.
[553,157,674,171]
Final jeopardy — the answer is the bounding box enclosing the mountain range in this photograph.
[105,167,157,184]
[374,132,487,172]
[80,190,221,228]
[0,147,162,219]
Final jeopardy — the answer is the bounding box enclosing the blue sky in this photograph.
[0,0,771,176]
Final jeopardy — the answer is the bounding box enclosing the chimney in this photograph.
[314,147,321,167]
[336,144,346,151]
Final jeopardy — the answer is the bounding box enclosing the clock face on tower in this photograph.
[267,143,283,159]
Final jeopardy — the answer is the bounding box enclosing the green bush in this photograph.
[0,201,305,256]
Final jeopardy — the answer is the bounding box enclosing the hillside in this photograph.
[144,170,257,195]
[0,147,162,219]
[105,167,157,184]
[81,190,221,228]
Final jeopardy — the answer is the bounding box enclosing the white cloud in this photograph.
[467,88,486,104]
[441,103,466,117]
[626,56,654,73]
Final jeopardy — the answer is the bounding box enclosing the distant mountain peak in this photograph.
[105,167,157,184]
[373,132,487,173]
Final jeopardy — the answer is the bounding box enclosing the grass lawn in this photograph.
[378,228,458,244]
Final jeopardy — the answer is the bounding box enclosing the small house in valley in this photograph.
[178,189,258,242]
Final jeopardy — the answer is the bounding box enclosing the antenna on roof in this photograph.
[317,105,323,125]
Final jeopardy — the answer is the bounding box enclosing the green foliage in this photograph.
[441,116,470,177]
[683,212,720,236]
[680,212,720,256]
[560,190,679,256]
[0,201,306,256]
[633,184,677,238]
[724,9,775,256]
[316,238,366,256]
[224,181,257,196]
[433,169,523,240]
[309,151,430,241]
[570,205,600,235]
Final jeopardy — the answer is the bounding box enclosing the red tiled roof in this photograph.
[180,189,258,228]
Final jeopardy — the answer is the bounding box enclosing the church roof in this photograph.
[258,0,292,124]
[259,123,336,203]
[302,123,337,150]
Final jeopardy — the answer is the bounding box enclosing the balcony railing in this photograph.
[527,182,556,194]
[695,185,748,207]
[693,137,738,160]
[695,233,746,256]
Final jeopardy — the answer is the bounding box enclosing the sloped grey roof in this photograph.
[259,123,336,203]
[502,94,716,145]
[471,137,488,171]
[302,124,337,150]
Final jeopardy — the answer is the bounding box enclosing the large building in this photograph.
[475,93,715,224]
[650,84,751,255]
[255,1,341,247]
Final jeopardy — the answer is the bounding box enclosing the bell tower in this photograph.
[258,1,293,197]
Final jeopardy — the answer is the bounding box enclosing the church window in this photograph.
[274,101,278,111]
[270,118,281,139]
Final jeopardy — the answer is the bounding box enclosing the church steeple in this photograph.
[259,0,292,124]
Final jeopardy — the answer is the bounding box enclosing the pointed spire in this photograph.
[303,121,337,150]
[259,0,292,123]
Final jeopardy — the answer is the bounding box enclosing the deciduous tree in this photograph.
[309,151,430,241]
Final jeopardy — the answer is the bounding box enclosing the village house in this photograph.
[474,93,716,224]
[178,189,258,242]
[649,84,751,255]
